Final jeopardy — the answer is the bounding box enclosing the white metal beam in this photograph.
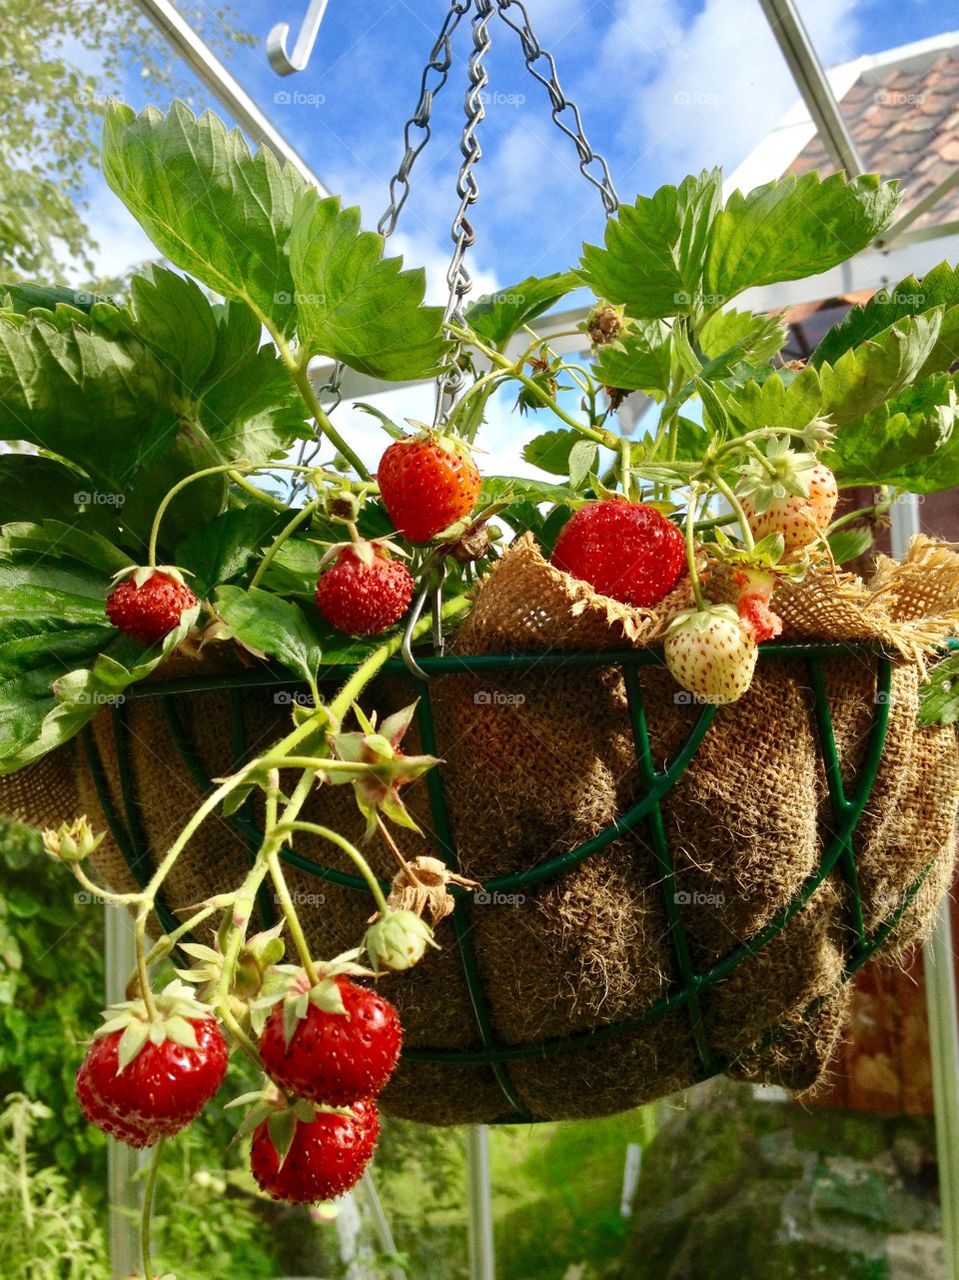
[466,1126,495,1280]
[756,0,866,178]
[891,496,959,1280]
[130,0,329,193]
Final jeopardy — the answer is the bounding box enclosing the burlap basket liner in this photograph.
[3,534,959,1125]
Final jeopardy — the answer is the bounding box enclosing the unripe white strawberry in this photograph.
[740,462,838,551]
[664,604,758,705]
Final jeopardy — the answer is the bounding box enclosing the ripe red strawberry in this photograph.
[260,974,402,1106]
[377,435,481,543]
[741,463,838,551]
[315,544,414,636]
[251,1100,380,1204]
[75,1062,158,1149]
[733,568,782,644]
[550,500,686,607]
[106,568,197,643]
[77,986,228,1140]
[664,603,758,705]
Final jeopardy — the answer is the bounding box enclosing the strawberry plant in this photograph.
[2,87,959,1279]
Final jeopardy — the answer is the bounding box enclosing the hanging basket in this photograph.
[4,534,959,1126]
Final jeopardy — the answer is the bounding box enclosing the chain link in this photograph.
[433,0,496,427]
[496,0,619,215]
[292,0,620,482]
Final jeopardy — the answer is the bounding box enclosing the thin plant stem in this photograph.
[249,496,322,591]
[141,1137,166,1280]
[709,472,755,553]
[148,463,250,567]
[685,489,706,611]
[274,820,390,916]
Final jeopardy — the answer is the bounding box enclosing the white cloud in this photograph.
[64,182,158,284]
[598,0,861,178]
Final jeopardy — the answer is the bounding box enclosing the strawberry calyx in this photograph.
[227,1082,354,1161]
[109,564,194,590]
[362,909,438,973]
[327,702,439,837]
[665,601,743,638]
[252,953,377,1049]
[176,922,286,1028]
[315,535,409,572]
[41,815,104,863]
[93,981,220,1072]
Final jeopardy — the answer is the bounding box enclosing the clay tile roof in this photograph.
[786,48,959,230]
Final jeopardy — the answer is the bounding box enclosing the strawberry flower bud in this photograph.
[363,910,437,973]
[41,816,104,863]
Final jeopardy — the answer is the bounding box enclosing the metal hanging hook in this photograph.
[268,0,331,76]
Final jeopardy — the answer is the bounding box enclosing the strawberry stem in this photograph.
[147,461,253,568]
[708,471,755,553]
[685,487,706,611]
[249,495,324,591]
[135,919,158,1021]
[273,820,391,917]
[140,1136,166,1280]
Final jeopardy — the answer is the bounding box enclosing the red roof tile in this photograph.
[786,48,959,230]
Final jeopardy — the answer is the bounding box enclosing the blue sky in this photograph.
[67,0,957,473]
[80,0,957,291]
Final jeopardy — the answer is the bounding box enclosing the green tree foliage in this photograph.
[0,1,252,281]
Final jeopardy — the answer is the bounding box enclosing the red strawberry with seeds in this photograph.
[315,543,414,637]
[76,1063,158,1149]
[664,603,758,705]
[377,435,481,543]
[550,499,686,607]
[106,567,197,644]
[251,1099,380,1204]
[76,983,228,1141]
[260,971,402,1107]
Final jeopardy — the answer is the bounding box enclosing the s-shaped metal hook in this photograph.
[267,0,331,75]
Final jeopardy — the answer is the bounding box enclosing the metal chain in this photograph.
[292,0,620,486]
[433,0,496,428]
[496,0,619,215]
[376,0,474,239]
[290,1,473,495]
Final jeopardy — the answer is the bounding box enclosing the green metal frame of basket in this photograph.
[79,641,934,1124]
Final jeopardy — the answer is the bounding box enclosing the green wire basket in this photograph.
[77,639,937,1125]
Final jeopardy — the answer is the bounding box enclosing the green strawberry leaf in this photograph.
[192,302,310,467]
[717,366,822,432]
[827,525,875,564]
[705,172,900,302]
[918,652,959,727]
[698,308,787,366]
[480,475,581,506]
[102,101,302,337]
[288,188,448,381]
[127,266,219,390]
[591,320,673,395]
[568,440,598,489]
[0,455,123,538]
[215,585,323,688]
[0,521,133,576]
[0,309,172,492]
[465,272,581,349]
[824,373,959,492]
[175,506,290,596]
[580,170,723,319]
[819,311,942,425]
[522,429,581,476]
[812,262,959,378]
